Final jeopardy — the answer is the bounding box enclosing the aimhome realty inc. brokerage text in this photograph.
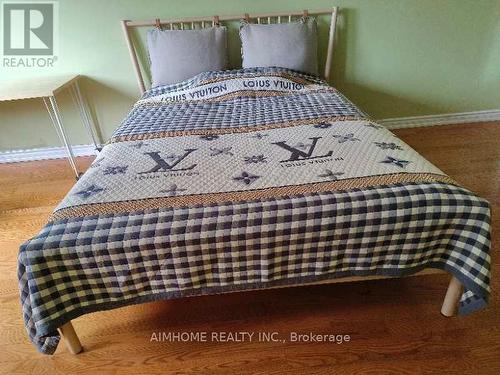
[150,331,351,344]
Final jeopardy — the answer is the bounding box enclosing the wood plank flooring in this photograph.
[0,122,498,374]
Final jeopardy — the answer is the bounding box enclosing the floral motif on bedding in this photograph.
[18,67,491,354]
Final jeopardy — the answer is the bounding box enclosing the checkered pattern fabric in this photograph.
[18,68,491,355]
[111,67,365,140]
[113,92,363,140]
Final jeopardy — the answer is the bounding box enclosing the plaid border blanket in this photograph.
[18,68,491,354]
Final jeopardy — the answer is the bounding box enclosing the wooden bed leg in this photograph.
[58,321,83,354]
[441,276,463,317]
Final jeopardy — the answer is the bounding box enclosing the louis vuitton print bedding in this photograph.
[19,67,492,354]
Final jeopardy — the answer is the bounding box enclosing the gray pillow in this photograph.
[240,18,318,76]
[147,27,227,86]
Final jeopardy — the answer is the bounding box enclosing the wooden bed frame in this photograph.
[57,7,463,355]
[121,7,340,95]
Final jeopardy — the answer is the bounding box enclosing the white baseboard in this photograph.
[0,144,97,163]
[1,109,499,163]
[379,109,500,129]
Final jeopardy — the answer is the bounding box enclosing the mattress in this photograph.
[18,67,491,354]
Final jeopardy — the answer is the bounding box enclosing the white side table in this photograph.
[0,75,101,179]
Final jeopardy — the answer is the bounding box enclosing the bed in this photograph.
[18,7,492,355]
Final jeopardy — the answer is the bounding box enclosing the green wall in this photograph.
[1,0,499,151]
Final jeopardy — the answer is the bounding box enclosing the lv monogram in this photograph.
[271,137,333,162]
[139,149,197,173]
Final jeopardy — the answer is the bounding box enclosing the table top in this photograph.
[0,75,80,101]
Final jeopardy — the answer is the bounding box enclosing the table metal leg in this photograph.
[43,96,80,179]
[43,96,65,148]
[71,81,101,152]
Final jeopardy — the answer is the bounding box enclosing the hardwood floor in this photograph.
[0,122,498,374]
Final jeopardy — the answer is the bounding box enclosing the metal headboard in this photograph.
[121,7,339,95]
